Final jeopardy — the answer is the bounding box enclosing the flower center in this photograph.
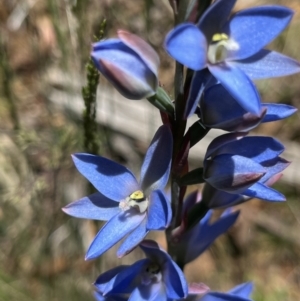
[207,33,239,64]
[119,190,149,213]
[142,263,162,285]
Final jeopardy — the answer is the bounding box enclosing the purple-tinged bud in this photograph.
[91,30,159,100]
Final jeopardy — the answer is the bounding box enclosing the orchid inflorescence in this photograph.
[63,1,300,300]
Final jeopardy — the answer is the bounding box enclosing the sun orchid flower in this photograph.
[92,30,159,100]
[165,0,300,117]
[203,133,290,202]
[199,83,297,132]
[63,125,172,259]
[177,191,239,264]
[94,240,188,301]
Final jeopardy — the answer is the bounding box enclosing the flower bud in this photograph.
[91,30,159,100]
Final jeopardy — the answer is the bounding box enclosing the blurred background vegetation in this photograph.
[0,0,299,300]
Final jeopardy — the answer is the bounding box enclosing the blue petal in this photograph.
[94,291,128,301]
[260,157,290,183]
[95,265,129,293]
[205,132,247,160]
[92,40,157,99]
[85,210,145,260]
[225,6,294,60]
[184,210,239,263]
[228,282,254,298]
[211,136,285,163]
[62,192,120,221]
[243,182,285,202]
[147,190,172,230]
[165,23,207,70]
[262,103,297,122]
[204,154,266,193]
[198,0,237,40]
[104,259,149,295]
[72,153,139,202]
[208,63,261,115]
[201,292,251,301]
[117,220,148,258]
[163,258,188,299]
[140,125,172,192]
[233,50,300,79]
[201,84,264,131]
[185,69,212,118]
[129,283,166,301]
[202,184,245,209]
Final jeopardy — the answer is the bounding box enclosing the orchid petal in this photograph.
[185,69,212,118]
[147,190,172,230]
[201,292,251,301]
[62,192,120,221]
[260,157,290,183]
[233,49,300,79]
[118,30,160,76]
[165,23,207,70]
[198,0,237,40]
[243,182,285,202]
[140,125,172,192]
[262,103,297,122]
[117,220,148,258]
[208,63,261,115]
[210,136,285,162]
[129,283,166,301]
[85,210,145,260]
[164,258,188,299]
[225,6,293,60]
[72,154,139,202]
[228,282,254,298]
[204,154,266,193]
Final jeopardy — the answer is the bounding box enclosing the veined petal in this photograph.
[262,103,297,122]
[85,210,145,260]
[95,265,129,293]
[147,190,172,230]
[104,259,149,295]
[117,220,148,258]
[140,125,172,192]
[72,153,139,202]
[118,30,159,76]
[208,63,261,115]
[225,6,294,60]
[198,0,237,40]
[228,282,254,298]
[165,23,207,70]
[260,157,290,183]
[184,210,239,263]
[163,258,188,299]
[243,182,285,202]
[204,154,266,193]
[129,282,166,301]
[62,192,120,221]
[233,50,300,79]
[185,69,212,118]
[201,84,265,131]
[99,58,157,99]
[211,136,285,163]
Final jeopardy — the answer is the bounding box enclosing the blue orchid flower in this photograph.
[62,125,172,259]
[177,191,239,264]
[94,240,188,301]
[165,0,300,117]
[199,83,297,132]
[92,30,159,100]
[203,133,290,202]
[198,282,254,301]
